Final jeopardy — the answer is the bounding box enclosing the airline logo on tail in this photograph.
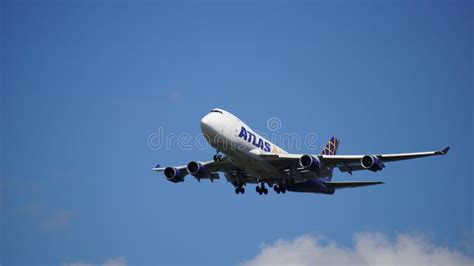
[321,136,340,155]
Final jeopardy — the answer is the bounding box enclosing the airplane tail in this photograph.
[320,136,340,155]
[321,136,340,180]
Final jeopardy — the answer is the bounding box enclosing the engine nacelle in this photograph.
[299,155,322,170]
[361,155,385,172]
[164,167,185,183]
[186,161,208,177]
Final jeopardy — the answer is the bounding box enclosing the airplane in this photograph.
[153,108,449,195]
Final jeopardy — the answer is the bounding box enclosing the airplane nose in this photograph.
[200,114,217,136]
[200,114,210,128]
[201,113,225,149]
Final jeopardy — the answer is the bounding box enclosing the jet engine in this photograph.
[361,155,385,172]
[186,161,207,177]
[299,155,322,170]
[164,167,186,183]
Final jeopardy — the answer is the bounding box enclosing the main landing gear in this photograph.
[256,182,268,195]
[235,187,245,194]
[234,181,245,194]
[273,185,286,194]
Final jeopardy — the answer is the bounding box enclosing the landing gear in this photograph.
[256,183,268,195]
[234,181,245,195]
[213,150,223,162]
[273,185,286,194]
[235,187,245,194]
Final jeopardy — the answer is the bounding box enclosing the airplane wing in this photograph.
[323,146,450,173]
[256,146,450,175]
[321,146,450,165]
[152,158,243,182]
[324,181,384,189]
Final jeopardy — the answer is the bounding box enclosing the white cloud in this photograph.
[63,256,127,266]
[462,228,474,255]
[241,232,473,266]
[102,256,127,266]
[15,202,74,231]
[63,262,93,266]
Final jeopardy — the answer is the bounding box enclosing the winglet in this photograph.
[438,146,450,155]
[152,163,161,171]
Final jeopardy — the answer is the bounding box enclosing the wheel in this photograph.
[213,155,218,162]
[273,185,280,193]
[263,188,268,195]
[256,186,261,193]
[235,187,240,194]
[281,188,286,194]
[240,187,245,194]
[216,155,223,161]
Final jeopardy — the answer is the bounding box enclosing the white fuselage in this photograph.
[200,109,287,179]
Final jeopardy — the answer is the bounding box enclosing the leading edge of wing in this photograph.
[151,159,236,173]
[256,146,450,162]
[152,164,187,171]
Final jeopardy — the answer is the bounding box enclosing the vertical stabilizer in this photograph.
[320,136,340,155]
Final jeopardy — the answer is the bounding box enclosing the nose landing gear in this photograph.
[213,154,223,162]
[213,149,223,162]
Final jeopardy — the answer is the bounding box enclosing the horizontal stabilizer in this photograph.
[324,181,384,189]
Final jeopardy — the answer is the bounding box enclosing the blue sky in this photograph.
[1,1,472,265]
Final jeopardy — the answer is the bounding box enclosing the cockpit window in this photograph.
[209,109,223,114]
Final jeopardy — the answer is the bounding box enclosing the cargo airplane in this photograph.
[153,108,449,195]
